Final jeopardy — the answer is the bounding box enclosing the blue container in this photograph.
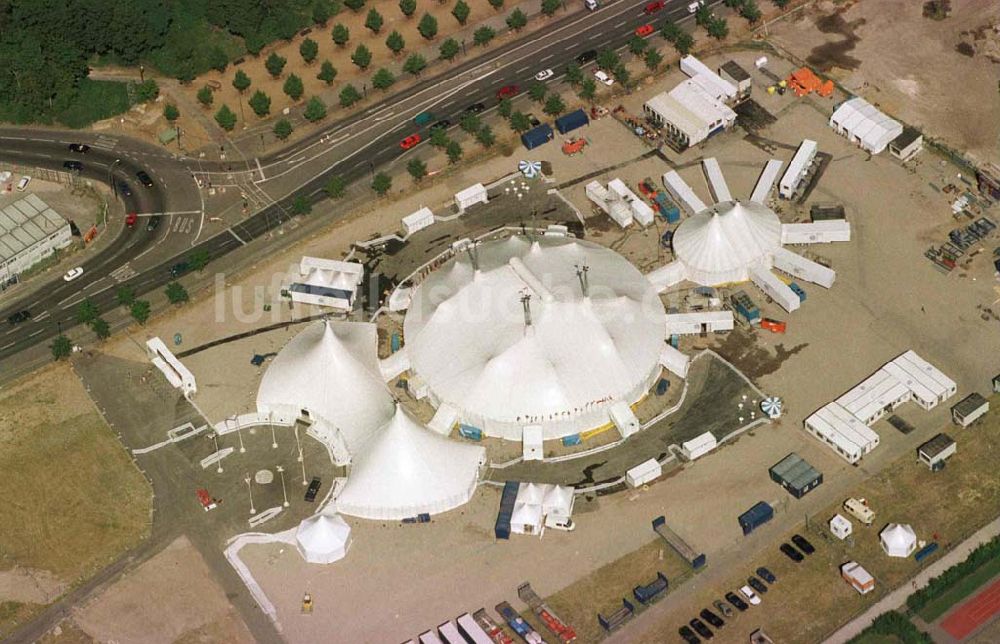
[554,109,589,134]
[632,572,668,605]
[789,282,806,302]
[521,123,554,150]
[914,542,939,562]
[494,481,519,539]
[656,378,670,396]
[670,334,680,348]
[738,501,774,535]
[562,433,582,446]
[390,332,401,353]
[459,424,483,441]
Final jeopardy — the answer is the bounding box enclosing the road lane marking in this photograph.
[0,342,14,351]
[28,329,44,338]
[229,228,248,245]
[33,311,50,322]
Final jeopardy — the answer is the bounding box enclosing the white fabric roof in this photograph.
[830,97,903,154]
[335,404,485,520]
[672,201,782,286]
[880,523,917,557]
[404,235,665,440]
[295,511,352,564]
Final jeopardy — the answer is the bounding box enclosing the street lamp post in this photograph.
[294,424,303,462]
[462,39,467,56]
[270,423,278,449]
[231,415,246,453]
[299,447,307,485]
[210,433,223,474]
[244,473,256,515]
[108,158,122,198]
[277,465,289,507]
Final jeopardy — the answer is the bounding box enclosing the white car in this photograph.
[739,585,762,606]
[534,69,554,81]
[63,267,84,282]
[594,70,615,86]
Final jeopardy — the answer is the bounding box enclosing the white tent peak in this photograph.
[295,510,352,564]
[879,523,917,557]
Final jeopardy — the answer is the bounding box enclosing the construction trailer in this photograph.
[952,393,989,427]
[718,60,752,100]
[702,157,732,202]
[804,402,880,464]
[780,220,851,244]
[662,170,707,214]
[749,265,801,313]
[664,310,734,335]
[779,139,818,199]
[917,433,956,470]
[889,126,923,161]
[772,247,836,288]
[750,159,783,204]
[768,452,823,498]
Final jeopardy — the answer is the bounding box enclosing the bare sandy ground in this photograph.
[0,568,67,605]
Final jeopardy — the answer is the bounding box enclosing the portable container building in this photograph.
[662,170,707,214]
[749,265,801,313]
[951,393,989,427]
[738,501,774,535]
[779,139,817,199]
[454,183,487,210]
[659,344,690,378]
[679,55,737,102]
[829,513,852,539]
[494,481,519,539]
[609,178,655,226]
[841,562,875,595]
[750,159,783,204]
[804,402,879,464]
[680,431,717,461]
[780,220,851,244]
[626,458,663,487]
[768,452,823,498]
[555,108,589,134]
[889,126,923,161]
[719,60,752,100]
[521,123,554,150]
[455,614,494,644]
[419,630,445,644]
[836,369,911,426]
[438,621,466,644]
[702,157,732,202]
[917,433,956,470]
[889,350,956,409]
[664,310,734,336]
[402,206,435,236]
[772,247,836,288]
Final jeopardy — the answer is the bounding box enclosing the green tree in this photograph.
[304,97,328,121]
[430,128,450,148]
[564,63,583,86]
[597,48,619,70]
[473,26,495,46]
[489,0,504,8]
[317,60,338,84]
[661,20,682,41]
[274,119,294,140]
[284,75,305,101]
[628,35,648,55]
[419,14,439,39]
[50,335,72,360]
[91,317,111,341]
[452,0,471,25]
[528,82,547,102]
[189,249,210,271]
[386,30,406,54]
[543,93,565,116]
[300,37,319,64]
[135,80,159,102]
[313,0,335,24]
[130,300,151,325]
[325,175,347,198]
[116,286,136,307]
[407,158,427,181]
[506,8,528,30]
[579,78,596,101]
[674,31,694,55]
[509,111,531,132]
[249,90,271,116]
[644,48,664,71]
[476,125,496,148]
[498,97,513,118]
[76,298,99,325]
[541,0,560,15]
[332,23,351,46]
[446,140,463,164]
[265,52,287,78]
[232,70,252,93]
[292,195,312,215]
[372,68,395,90]
[403,53,427,76]
[216,105,237,130]
[197,86,214,107]
[339,84,362,106]
[352,44,372,69]
[344,0,366,10]
[707,17,728,40]
[399,0,417,17]
[165,281,189,304]
[439,38,460,60]
[740,0,762,22]
[208,47,229,73]
[163,103,180,122]
[372,172,393,195]
[613,63,630,87]
[365,8,384,33]
[695,4,712,26]
[460,113,481,133]
[773,0,790,7]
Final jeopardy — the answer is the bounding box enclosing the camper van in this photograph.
[843,497,875,526]
[584,0,599,10]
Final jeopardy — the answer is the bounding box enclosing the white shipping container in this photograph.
[702,157,732,203]
[402,207,435,236]
[438,621,466,644]
[780,220,851,244]
[749,265,801,313]
[779,139,817,199]
[456,614,493,644]
[664,310,734,336]
[662,170,707,214]
[680,431,717,460]
[659,344,690,378]
[626,458,663,487]
[750,159,783,204]
[772,247,836,288]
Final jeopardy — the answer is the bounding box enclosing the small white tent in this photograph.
[295,511,352,564]
[880,523,917,557]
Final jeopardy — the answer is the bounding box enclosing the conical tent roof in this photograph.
[295,511,352,564]
[879,523,917,557]
[672,200,782,286]
[256,320,395,456]
[335,404,485,520]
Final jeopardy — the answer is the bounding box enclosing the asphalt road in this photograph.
[0,0,716,363]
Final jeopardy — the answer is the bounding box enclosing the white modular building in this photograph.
[643,80,737,149]
[608,179,655,227]
[830,97,903,155]
[780,221,851,245]
[455,183,488,210]
[287,257,364,311]
[889,127,923,161]
[804,402,880,464]
[664,310,734,335]
[719,60,752,100]
[779,139,818,199]
[0,194,73,281]
[662,171,707,215]
[836,368,912,425]
[772,247,837,288]
[749,265,801,313]
[680,431,717,461]
[750,160,783,204]
[626,458,663,487]
[586,180,634,228]
[951,393,989,427]
[702,158,732,203]
[659,344,690,378]
[402,206,435,236]
[886,350,956,409]
[679,55,738,103]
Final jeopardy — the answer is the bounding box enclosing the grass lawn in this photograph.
[54,79,131,129]
[917,555,1000,622]
[851,635,904,644]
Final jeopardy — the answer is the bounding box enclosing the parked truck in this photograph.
[730,290,761,325]
[495,602,545,644]
[472,609,515,644]
[738,501,774,535]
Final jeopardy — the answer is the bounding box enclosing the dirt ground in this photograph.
[769,0,1000,167]
[0,363,151,638]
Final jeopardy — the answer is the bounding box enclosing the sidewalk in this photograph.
[825,516,1000,643]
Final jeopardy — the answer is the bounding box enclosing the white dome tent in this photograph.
[295,511,352,564]
[880,523,917,558]
[403,235,666,440]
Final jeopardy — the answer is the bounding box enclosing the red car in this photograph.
[400,134,421,150]
[125,213,138,228]
[635,24,654,37]
[643,0,664,14]
[497,85,520,99]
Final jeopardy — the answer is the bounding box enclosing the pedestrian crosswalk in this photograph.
[110,263,137,283]
[91,135,117,152]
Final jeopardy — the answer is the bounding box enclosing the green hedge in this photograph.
[906,534,1000,614]
[848,611,932,644]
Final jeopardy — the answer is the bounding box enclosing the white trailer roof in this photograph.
[836,369,910,424]
[645,92,708,143]
[670,80,736,125]
[830,97,903,154]
[664,310,734,335]
[891,350,956,401]
[702,158,732,203]
[772,247,836,288]
[780,220,851,244]
[807,402,879,456]
[750,159,783,204]
[781,139,817,188]
[645,261,687,293]
[682,431,717,452]
[662,170,707,214]
[749,265,800,312]
[679,55,737,100]
[659,344,690,378]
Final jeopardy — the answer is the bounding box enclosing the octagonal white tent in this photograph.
[404,235,665,440]
[880,523,917,558]
[295,511,352,564]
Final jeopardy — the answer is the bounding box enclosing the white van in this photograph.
[688,1,704,12]
[15,176,30,191]
[584,0,599,9]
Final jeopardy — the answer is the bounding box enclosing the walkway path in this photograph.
[824,516,1000,643]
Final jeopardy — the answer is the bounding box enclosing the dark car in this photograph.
[748,576,768,595]
[713,599,733,618]
[7,310,31,325]
[117,181,132,198]
[430,119,452,131]
[689,618,713,640]
[68,143,90,153]
[699,608,724,629]
[792,534,816,555]
[63,160,83,172]
[465,102,486,114]
[780,543,805,562]
[136,170,154,188]
[146,216,161,232]
[169,261,190,278]
[304,476,322,502]
[724,591,748,612]
[576,49,597,65]
[678,625,700,644]
[756,566,777,584]
[526,113,541,127]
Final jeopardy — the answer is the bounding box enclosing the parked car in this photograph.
[713,600,733,618]
[748,576,768,595]
[496,85,519,99]
[594,70,615,86]
[689,618,713,639]
[68,143,90,153]
[16,176,30,191]
[117,181,132,198]
[7,310,31,325]
[125,213,138,228]
[136,170,154,188]
[400,134,421,150]
[725,591,748,611]
[780,543,805,562]
[525,113,541,127]
[756,567,777,584]
[63,160,83,172]
[699,608,724,629]
[63,267,84,282]
[792,534,816,555]
[678,625,700,644]
[304,476,322,502]
[430,119,452,132]
[465,102,487,114]
[738,585,761,606]
[576,50,597,65]
[169,261,190,278]
[534,68,554,81]
[635,24,654,37]
[643,0,664,14]
[146,216,161,232]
